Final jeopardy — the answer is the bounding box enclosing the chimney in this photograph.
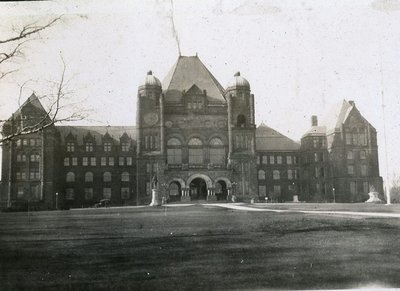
[348,100,355,106]
[311,115,318,127]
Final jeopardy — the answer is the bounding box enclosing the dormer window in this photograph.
[85,142,93,152]
[67,142,75,152]
[121,142,130,152]
[104,142,112,152]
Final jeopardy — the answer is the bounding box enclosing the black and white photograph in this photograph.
[0,0,399,290]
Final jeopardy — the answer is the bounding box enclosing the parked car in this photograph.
[94,199,110,208]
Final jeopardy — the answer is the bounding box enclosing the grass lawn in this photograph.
[1,203,400,290]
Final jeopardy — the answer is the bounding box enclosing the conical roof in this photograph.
[162,55,226,102]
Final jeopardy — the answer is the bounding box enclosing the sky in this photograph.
[0,0,399,188]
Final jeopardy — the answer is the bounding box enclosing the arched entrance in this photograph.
[215,180,228,200]
[190,178,208,200]
[168,181,182,202]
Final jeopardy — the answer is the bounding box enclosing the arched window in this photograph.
[209,138,225,164]
[188,138,203,164]
[258,170,266,180]
[85,172,93,182]
[237,114,246,127]
[347,150,354,160]
[167,138,182,164]
[121,172,129,182]
[273,170,280,180]
[66,172,75,182]
[103,172,112,182]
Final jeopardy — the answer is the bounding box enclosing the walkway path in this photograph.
[209,203,400,218]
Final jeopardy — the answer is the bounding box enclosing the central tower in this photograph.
[136,56,257,203]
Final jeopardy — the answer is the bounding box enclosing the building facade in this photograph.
[0,56,383,209]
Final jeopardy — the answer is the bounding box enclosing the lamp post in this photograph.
[55,192,59,210]
[332,187,336,203]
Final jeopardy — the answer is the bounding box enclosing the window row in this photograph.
[16,153,40,162]
[345,128,368,146]
[16,138,41,147]
[65,187,131,200]
[64,156,133,167]
[257,155,298,165]
[15,169,40,180]
[347,164,368,176]
[350,181,370,195]
[258,185,282,196]
[66,171,131,183]
[234,134,252,150]
[347,150,367,160]
[16,185,41,200]
[258,169,298,180]
[66,142,131,153]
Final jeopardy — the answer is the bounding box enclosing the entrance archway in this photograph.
[168,181,181,202]
[215,180,228,200]
[190,178,207,200]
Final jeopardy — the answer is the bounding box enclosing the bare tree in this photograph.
[0,16,87,144]
[389,174,400,203]
[0,57,87,145]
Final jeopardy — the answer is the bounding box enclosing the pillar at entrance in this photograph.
[207,188,217,201]
[150,189,161,206]
[181,188,191,202]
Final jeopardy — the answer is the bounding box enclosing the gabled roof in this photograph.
[256,122,300,151]
[302,126,327,138]
[162,55,226,102]
[57,126,136,145]
[322,100,353,133]
[12,93,47,118]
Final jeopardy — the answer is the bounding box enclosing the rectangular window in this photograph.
[16,139,22,147]
[82,157,88,166]
[262,156,268,165]
[126,157,132,166]
[23,139,28,146]
[273,185,281,195]
[348,165,354,175]
[121,142,130,152]
[315,167,319,178]
[287,156,292,165]
[66,188,74,200]
[363,182,369,193]
[103,188,111,199]
[146,182,151,195]
[269,156,275,164]
[90,157,96,166]
[72,157,78,166]
[30,168,40,179]
[85,142,93,152]
[101,157,106,166]
[288,169,293,180]
[313,138,318,148]
[17,186,24,199]
[210,148,225,164]
[121,187,130,200]
[294,170,298,179]
[109,157,114,166]
[258,185,267,196]
[314,153,318,162]
[119,157,124,166]
[277,156,282,164]
[85,188,93,200]
[146,163,151,173]
[350,181,356,195]
[104,142,112,152]
[67,142,75,152]
[346,133,352,145]
[167,149,182,164]
[64,157,69,166]
[30,139,35,146]
[256,156,260,165]
[189,149,203,164]
[361,164,367,176]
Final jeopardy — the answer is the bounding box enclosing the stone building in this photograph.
[0,56,383,208]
